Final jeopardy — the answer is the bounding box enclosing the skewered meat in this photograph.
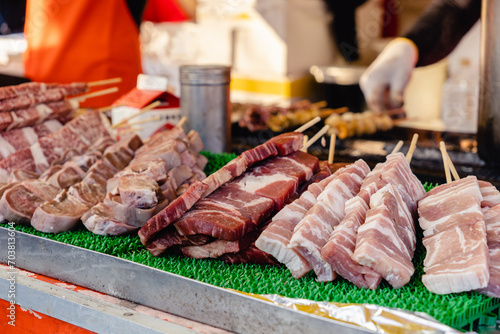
[0,100,75,132]
[478,204,500,297]
[321,152,425,289]
[325,110,393,139]
[288,160,369,281]
[0,82,87,101]
[353,184,416,289]
[0,111,112,182]
[255,168,344,279]
[417,176,490,294]
[237,100,339,132]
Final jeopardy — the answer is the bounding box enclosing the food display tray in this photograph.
[2,225,499,333]
[0,226,372,334]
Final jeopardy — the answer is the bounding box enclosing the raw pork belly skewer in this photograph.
[321,135,425,289]
[478,202,500,297]
[352,182,417,288]
[288,159,369,281]
[351,135,424,289]
[438,143,500,297]
[417,142,490,294]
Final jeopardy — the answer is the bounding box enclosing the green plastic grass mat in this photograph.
[2,153,499,331]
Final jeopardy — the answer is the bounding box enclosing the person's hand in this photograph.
[360,38,418,112]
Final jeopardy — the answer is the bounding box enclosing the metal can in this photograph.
[180,65,231,153]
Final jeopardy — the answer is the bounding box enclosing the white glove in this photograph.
[360,38,418,112]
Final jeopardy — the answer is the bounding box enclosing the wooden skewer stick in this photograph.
[111,100,162,129]
[318,107,349,118]
[405,133,419,163]
[301,135,309,152]
[439,141,452,184]
[442,143,460,181]
[295,116,321,133]
[115,115,163,129]
[97,105,112,113]
[311,100,328,109]
[71,87,119,102]
[177,116,187,128]
[117,126,143,135]
[87,77,122,87]
[328,133,336,165]
[391,140,404,154]
[303,125,330,151]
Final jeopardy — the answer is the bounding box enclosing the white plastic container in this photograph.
[440,58,479,133]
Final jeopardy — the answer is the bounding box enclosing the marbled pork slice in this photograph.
[478,180,500,208]
[118,174,160,209]
[255,170,340,279]
[353,184,416,289]
[422,219,489,294]
[418,194,484,237]
[230,170,298,211]
[201,155,248,198]
[241,141,278,167]
[181,228,261,259]
[289,159,369,281]
[139,180,208,245]
[173,205,248,241]
[7,169,40,183]
[359,152,425,213]
[231,152,319,211]
[255,219,312,278]
[145,226,214,256]
[321,191,383,290]
[82,202,140,236]
[31,190,91,233]
[321,151,424,289]
[268,132,304,155]
[0,180,60,224]
[418,175,482,208]
[476,204,500,297]
[255,151,318,183]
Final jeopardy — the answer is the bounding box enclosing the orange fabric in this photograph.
[0,300,95,334]
[23,0,143,107]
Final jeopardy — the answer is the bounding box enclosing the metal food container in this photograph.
[180,65,231,153]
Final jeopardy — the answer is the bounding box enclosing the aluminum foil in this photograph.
[244,292,461,333]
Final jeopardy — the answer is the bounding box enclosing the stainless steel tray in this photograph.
[0,226,372,334]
